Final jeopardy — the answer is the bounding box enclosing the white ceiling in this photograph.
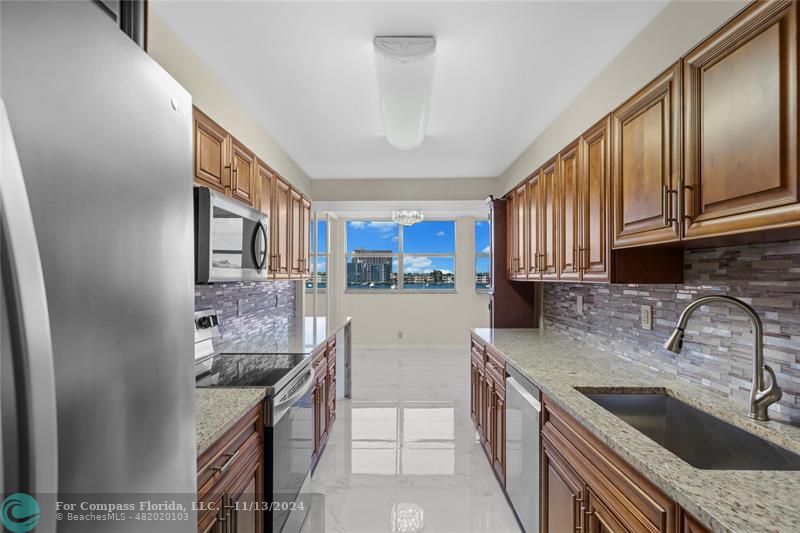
[152,1,667,180]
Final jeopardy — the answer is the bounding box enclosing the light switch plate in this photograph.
[576,295,584,316]
[641,305,653,330]
[237,299,244,317]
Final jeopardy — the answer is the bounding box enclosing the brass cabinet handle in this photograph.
[662,184,677,226]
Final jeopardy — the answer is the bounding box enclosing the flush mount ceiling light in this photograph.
[392,210,424,226]
[373,36,436,151]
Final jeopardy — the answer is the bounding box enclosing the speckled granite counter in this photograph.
[471,328,800,533]
[219,316,351,355]
[196,388,267,454]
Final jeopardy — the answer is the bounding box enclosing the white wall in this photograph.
[313,177,496,202]
[328,216,490,348]
[147,12,312,196]
[497,0,748,196]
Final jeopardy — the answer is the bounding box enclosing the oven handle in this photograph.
[273,367,315,424]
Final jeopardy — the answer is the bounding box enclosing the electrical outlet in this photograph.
[397,331,404,340]
[237,299,244,317]
[576,295,584,316]
[641,305,653,330]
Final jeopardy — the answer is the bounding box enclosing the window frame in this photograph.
[474,218,491,293]
[305,214,329,293]
[345,218,458,294]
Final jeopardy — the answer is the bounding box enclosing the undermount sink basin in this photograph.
[581,390,800,471]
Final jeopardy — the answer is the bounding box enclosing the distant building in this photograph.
[348,249,393,285]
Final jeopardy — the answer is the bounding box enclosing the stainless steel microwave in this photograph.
[194,187,269,283]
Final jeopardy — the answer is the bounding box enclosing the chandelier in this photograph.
[392,210,424,226]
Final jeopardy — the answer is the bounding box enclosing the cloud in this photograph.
[435,230,446,237]
[349,221,367,229]
[476,221,486,227]
[403,256,433,273]
[481,246,490,254]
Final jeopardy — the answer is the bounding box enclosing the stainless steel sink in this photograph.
[581,390,800,470]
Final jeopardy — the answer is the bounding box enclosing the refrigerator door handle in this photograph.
[0,99,59,507]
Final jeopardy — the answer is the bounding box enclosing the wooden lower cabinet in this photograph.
[542,437,585,533]
[197,404,264,533]
[469,334,506,486]
[542,395,710,533]
[312,335,338,468]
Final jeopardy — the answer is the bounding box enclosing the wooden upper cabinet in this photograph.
[302,196,312,277]
[527,172,541,278]
[257,160,273,217]
[272,177,292,278]
[230,137,256,207]
[540,158,559,280]
[506,192,516,279]
[512,183,528,279]
[193,108,230,192]
[580,117,611,282]
[612,62,682,248]
[683,0,800,241]
[289,189,304,276]
[558,142,581,281]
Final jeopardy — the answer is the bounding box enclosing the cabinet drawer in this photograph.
[485,344,506,373]
[197,403,263,498]
[542,397,676,533]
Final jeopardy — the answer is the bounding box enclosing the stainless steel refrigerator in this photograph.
[1,2,196,531]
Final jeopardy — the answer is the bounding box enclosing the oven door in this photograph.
[269,366,315,533]
[194,187,269,283]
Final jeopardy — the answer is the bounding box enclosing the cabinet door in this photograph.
[492,382,506,483]
[312,382,322,460]
[302,196,312,277]
[540,158,559,280]
[476,364,486,441]
[272,177,292,278]
[559,143,581,280]
[230,137,256,207]
[527,172,541,278]
[289,189,304,277]
[612,62,681,248]
[197,492,227,533]
[542,439,585,533]
[193,107,230,193]
[586,489,630,533]
[506,192,516,279]
[227,452,264,533]
[580,117,611,282]
[257,160,273,218]
[683,0,800,241]
[470,359,479,425]
[483,377,494,458]
[511,183,528,279]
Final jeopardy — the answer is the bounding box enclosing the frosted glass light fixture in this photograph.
[373,36,436,150]
[392,210,424,226]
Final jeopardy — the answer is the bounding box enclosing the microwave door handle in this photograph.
[0,100,59,513]
[252,220,267,272]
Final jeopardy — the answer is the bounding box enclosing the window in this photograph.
[346,220,456,291]
[475,220,491,291]
[305,217,328,291]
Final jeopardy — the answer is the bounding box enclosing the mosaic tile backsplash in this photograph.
[195,281,296,348]
[543,240,800,424]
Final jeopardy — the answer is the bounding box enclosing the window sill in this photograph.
[345,289,458,295]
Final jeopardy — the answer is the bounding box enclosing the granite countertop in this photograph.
[196,387,267,454]
[218,316,351,355]
[471,327,800,533]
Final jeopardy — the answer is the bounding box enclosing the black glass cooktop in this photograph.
[195,352,309,390]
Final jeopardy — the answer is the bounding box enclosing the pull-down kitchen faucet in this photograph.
[663,295,782,421]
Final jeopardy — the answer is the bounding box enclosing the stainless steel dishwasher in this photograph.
[505,365,541,533]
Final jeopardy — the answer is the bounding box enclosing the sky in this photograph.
[339,220,491,275]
